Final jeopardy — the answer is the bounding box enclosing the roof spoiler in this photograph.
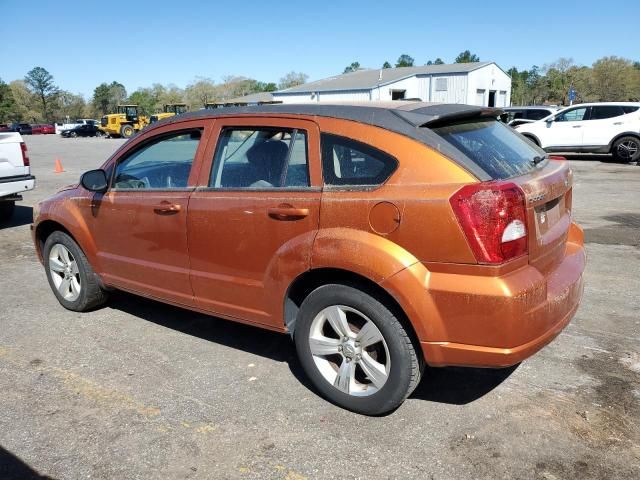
[393,106,504,129]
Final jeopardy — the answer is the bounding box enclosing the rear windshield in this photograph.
[431,119,544,179]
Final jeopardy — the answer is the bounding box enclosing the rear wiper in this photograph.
[531,155,547,165]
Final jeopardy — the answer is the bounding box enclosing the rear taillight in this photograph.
[450,182,528,264]
[20,142,30,166]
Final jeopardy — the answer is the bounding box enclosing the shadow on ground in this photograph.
[0,446,54,479]
[0,205,33,229]
[108,291,517,407]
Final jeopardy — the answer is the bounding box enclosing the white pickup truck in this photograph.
[0,132,35,220]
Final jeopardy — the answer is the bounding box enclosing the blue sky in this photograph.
[1,0,638,98]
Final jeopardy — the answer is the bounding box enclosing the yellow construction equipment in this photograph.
[99,105,149,138]
[149,104,188,123]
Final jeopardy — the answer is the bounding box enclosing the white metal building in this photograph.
[273,62,511,107]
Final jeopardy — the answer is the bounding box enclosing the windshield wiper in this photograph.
[532,154,547,165]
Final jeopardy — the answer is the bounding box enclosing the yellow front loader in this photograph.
[99,105,149,138]
[149,104,188,123]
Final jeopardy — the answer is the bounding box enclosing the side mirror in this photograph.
[545,117,555,123]
[80,169,108,193]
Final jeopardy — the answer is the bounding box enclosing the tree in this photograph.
[544,58,575,104]
[128,90,156,115]
[382,61,392,69]
[24,67,58,121]
[10,80,38,122]
[0,78,19,123]
[426,58,444,66]
[92,81,127,114]
[54,91,87,121]
[278,71,308,90]
[185,77,217,107]
[395,54,414,67]
[591,56,640,101]
[343,62,361,74]
[454,50,480,63]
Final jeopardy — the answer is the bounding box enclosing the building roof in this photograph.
[275,62,494,94]
[148,101,504,181]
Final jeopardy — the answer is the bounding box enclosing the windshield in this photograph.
[431,119,546,179]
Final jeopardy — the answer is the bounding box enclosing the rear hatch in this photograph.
[429,116,572,270]
[0,132,28,178]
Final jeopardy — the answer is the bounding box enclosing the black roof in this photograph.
[150,102,505,181]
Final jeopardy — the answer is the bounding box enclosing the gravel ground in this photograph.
[0,135,638,479]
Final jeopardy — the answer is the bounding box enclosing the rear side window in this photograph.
[211,127,309,188]
[321,134,397,186]
[431,120,543,180]
[590,106,625,120]
[527,109,552,120]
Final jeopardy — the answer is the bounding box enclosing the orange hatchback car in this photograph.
[32,103,585,414]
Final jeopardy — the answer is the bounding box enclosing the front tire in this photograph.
[43,231,108,311]
[120,125,135,138]
[612,136,640,163]
[294,284,422,415]
[70,131,77,138]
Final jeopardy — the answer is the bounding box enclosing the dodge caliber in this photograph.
[32,103,586,415]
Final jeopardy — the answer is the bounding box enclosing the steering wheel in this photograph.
[115,174,147,189]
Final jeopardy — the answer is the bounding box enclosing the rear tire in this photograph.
[612,136,640,163]
[294,284,423,415]
[120,125,135,138]
[0,201,15,222]
[43,231,108,312]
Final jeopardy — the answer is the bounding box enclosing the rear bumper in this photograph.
[382,222,586,368]
[0,175,35,198]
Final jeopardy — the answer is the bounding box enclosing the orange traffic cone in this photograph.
[54,158,64,173]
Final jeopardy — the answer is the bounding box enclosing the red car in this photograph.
[32,124,55,135]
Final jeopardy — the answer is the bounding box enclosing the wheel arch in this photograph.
[608,132,640,152]
[521,132,541,147]
[284,267,424,359]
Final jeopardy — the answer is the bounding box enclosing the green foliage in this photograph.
[395,54,414,67]
[278,71,309,90]
[92,81,127,115]
[455,51,480,63]
[0,78,19,123]
[343,62,361,74]
[382,61,392,69]
[426,58,445,66]
[24,67,59,121]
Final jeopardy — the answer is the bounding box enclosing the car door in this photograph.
[580,105,628,147]
[187,117,322,328]
[543,106,589,149]
[87,120,210,306]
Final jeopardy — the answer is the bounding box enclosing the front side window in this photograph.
[211,128,309,188]
[555,107,587,122]
[321,134,398,186]
[113,130,201,189]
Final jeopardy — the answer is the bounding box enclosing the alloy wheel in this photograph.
[48,243,81,301]
[308,305,390,396]
[617,139,639,160]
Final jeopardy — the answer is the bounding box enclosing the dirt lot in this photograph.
[1,135,639,479]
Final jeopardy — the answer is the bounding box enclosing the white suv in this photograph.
[516,102,640,163]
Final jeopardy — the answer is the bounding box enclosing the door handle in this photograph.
[613,122,623,125]
[268,204,309,221]
[572,125,582,128]
[153,201,181,215]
